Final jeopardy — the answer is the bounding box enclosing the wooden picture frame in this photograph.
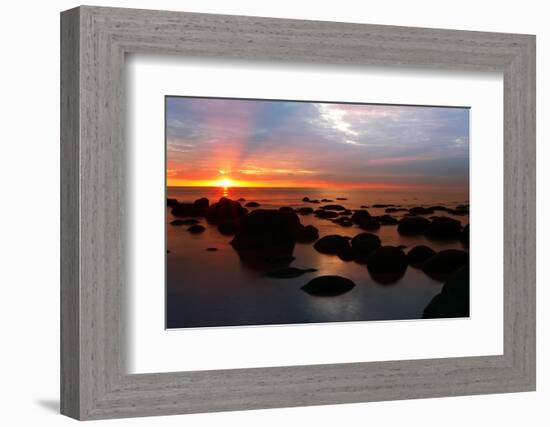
[60,5,536,420]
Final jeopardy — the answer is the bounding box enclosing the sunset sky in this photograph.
[166,97,469,190]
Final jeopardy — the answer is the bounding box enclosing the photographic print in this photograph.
[165,96,470,329]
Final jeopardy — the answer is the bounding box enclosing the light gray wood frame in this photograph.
[60,5,536,420]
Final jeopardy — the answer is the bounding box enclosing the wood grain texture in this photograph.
[60,6,536,420]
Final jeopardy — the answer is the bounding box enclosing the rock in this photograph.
[360,205,368,208]
[350,233,381,263]
[315,210,339,219]
[340,209,353,215]
[187,224,206,234]
[397,216,431,235]
[372,204,390,208]
[294,225,319,243]
[218,221,238,235]
[429,205,448,211]
[378,214,398,225]
[302,197,310,202]
[167,198,179,208]
[408,206,434,215]
[455,204,469,211]
[351,210,371,224]
[298,207,314,215]
[351,233,381,247]
[310,199,320,204]
[385,207,407,213]
[301,276,355,296]
[367,246,408,284]
[337,247,356,261]
[321,198,333,202]
[170,219,188,226]
[422,249,469,280]
[333,217,354,227]
[171,202,205,218]
[461,224,469,246]
[206,197,247,224]
[206,247,218,251]
[230,209,300,269]
[194,197,209,209]
[313,235,351,254]
[336,197,347,200]
[424,217,462,240]
[407,245,436,267]
[265,267,317,278]
[237,198,246,202]
[423,266,469,318]
[245,201,260,208]
[358,218,381,230]
[279,206,295,213]
[320,204,346,211]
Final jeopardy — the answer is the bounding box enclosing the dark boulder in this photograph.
[336,197,348,200]
[230,209,300,269]
[167,198,179,208]
[409,206,435,215]
[385,207,408,213]
[245,201,261,208]
[302,197,310,202]
[423,266,469,318]
[279,206,295,213]
[194,197,209,209]
[265,267,317,279]
[301,276,355,296]
[360,205,368,208]
[217,221,238,235]
[350,233,381,263]
[337,247,356,261]
[367,246,408,284]
[397,216,431,235]
[187,224,206,234]
[372,204,390,208]
[358,218,380,230]
[170,219,192,226]
[206,247,218,251]
[313,235,351,255]
[315,210,339,219]
[321,198,333,202]
[351,209,371,224]
[294,225,319,243]
[320,204,346,211]
[407,245,436,267]
[421,249,469,280]
[378,214,398,225]
[171,202,205,218]
[205,197,247,224]
[447,208,468,216]
[429,205,448,211]
[333,217,354,227]
[298,207,314,215]
[237,197,246,202]
[424,217,462,240]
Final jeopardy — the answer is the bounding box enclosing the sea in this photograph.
[166,186,469,329]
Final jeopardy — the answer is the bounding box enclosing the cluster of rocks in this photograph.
[167,196,470,314]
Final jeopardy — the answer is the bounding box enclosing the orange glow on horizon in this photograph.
[166,177,438,191]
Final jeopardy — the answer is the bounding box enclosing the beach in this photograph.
[166,186,469,329]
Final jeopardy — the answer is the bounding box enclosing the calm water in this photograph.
[166,187,469,328]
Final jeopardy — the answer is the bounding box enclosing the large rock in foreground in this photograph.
[397,216,431,235]
[407,245,436,267]
[301,275,355,296]
[230,209,300,269]
[421,249,468,280]
[206,197,247,224]
[423,266,469,318]
[424,217,462,240]
[313,235,350,254]
[367,246,408,284]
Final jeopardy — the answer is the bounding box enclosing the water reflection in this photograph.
[166,187,468,328]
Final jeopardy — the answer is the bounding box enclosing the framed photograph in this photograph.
[61,6,536,420]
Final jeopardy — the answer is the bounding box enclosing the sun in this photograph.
[216,177,236,188]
